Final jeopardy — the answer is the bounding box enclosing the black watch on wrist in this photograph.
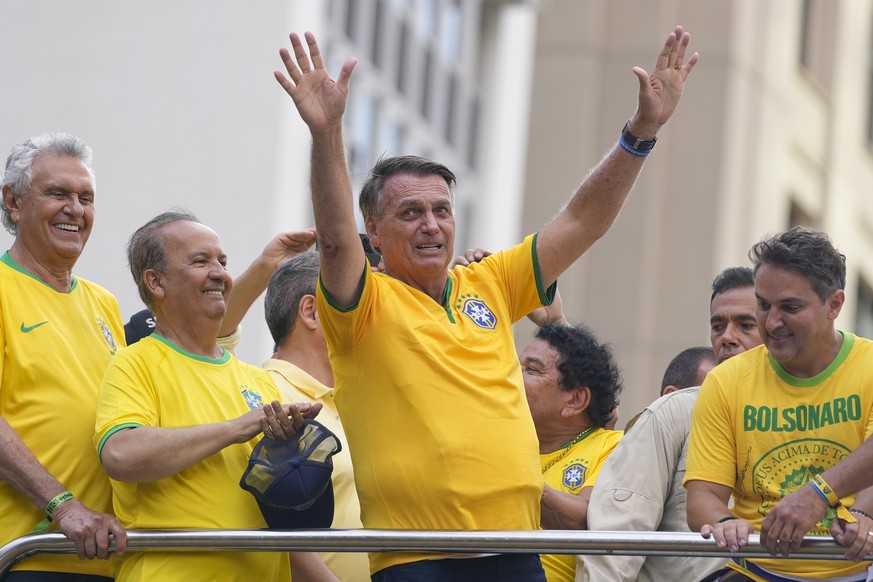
[621,122,658,153]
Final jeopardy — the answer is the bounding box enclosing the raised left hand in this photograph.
[629,25,699,138]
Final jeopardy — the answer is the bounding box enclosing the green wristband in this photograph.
[33,490,74,532]
[46,490,74,517]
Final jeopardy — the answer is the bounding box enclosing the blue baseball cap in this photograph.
[124,308,155,345]
[240,419,341,529]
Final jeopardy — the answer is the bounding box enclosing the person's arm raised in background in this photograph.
[218,229,317,339]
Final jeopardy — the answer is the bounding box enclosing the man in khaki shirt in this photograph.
[584,267,760,582]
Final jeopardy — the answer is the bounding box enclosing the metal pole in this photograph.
[0,529,860,576]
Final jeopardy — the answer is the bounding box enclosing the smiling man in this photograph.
[519,323,622,582]
[95,210,325,582]
[0,134,127,581]
[686,227,873,581]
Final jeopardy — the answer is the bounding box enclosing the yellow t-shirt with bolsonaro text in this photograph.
[686,333,873,580]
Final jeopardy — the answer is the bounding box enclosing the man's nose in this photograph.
[420,211,439,232]
[721,323,739,345]
[65,195,84,216]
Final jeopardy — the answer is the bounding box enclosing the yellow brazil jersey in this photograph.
[541,428,622,582]
[0,252,123,576]
[686,333,873,580]
[317,233,554,575]
[95,334,290,582]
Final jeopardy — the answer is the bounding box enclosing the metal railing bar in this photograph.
[0,529,863,576]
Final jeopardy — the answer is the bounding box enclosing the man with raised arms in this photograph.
[276,27,697,580]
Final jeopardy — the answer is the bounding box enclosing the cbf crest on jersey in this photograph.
[455,294,497,330]
[562,463,587,491]
[240,387,263,410]
[96,317,118,355]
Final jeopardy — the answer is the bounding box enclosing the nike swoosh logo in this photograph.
[20,321,49,333]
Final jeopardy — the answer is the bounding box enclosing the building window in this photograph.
[325,0,482,177]
[856,278,873,339]
[441,0,463,63]
[798,0,837,91]
[373,0,386,68]
[788,199,817,229]
[345,0,359,42]
[868,8,873,146]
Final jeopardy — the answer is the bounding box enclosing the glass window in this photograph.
[378,115,402,157]
[373,0,386,67]
[468,94,480,168]
[351,93,376,172]
[417,0,438,39]
[345,0,358,42]
[799,0,812,69]
[856,278,873,339]
[421,45,435,119]
[788,199,817,229]
[441,0,462,63]
[397,20,410,94]
[445,72,458,145]
[868,9,873,146]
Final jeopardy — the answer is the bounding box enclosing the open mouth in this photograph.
[54,223,80,233]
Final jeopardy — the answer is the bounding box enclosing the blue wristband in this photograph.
[809,480,831,506]
[619,122,657,157]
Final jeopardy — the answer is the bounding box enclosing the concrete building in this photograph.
[1,0,871,422]
[523,0,873,419]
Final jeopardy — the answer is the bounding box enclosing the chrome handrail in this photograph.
[0,529,860,575]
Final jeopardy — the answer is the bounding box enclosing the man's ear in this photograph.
[144,270,165,301]
[827,289,845,321]
[298,294,319,331]
[562,386,591,418]
[662,385,679,396]
[2,186,20,224]
[364,216,381,250]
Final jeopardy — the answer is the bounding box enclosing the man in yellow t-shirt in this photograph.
[95,211,324,582]
[276,27,697,580]
[519,323,623,582]
[686,227,873,581]
[0,133,126,581]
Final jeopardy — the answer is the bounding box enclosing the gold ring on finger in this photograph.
[674,64,682,70]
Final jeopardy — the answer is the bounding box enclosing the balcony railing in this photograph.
[0,529,863,575]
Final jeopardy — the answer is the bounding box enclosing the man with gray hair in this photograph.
[0,133,127,581]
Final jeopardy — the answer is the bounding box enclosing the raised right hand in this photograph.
[274,32,357,135]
